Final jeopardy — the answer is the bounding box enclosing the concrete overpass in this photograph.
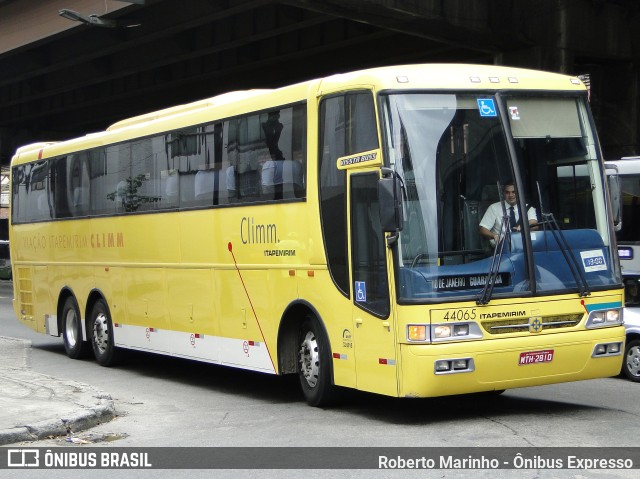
[1,0,638,166]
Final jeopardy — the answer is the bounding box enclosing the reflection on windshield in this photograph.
[381,93,619,303]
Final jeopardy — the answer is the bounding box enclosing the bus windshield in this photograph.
[381,92,620,302]
[618,172,640,243]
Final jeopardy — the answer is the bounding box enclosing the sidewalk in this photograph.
[0,336,115,445]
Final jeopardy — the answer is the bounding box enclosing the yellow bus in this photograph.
[10,64,625,406]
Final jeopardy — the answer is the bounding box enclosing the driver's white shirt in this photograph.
[480,201,537,235]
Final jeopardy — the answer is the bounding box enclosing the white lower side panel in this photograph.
[45,314,59,337]
[112,323,275,374]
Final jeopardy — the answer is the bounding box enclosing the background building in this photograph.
[1,0,638,180]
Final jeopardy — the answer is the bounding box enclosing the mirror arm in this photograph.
[386,233,399,247]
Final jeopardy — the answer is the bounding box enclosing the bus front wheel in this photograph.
[297,317,336,407]
[61,296,89,359]
[622,339,640,382]
[90,298,120,367]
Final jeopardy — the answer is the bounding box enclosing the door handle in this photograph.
[355,318,363,328]
[382,321,390,331]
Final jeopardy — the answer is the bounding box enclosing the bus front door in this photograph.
[349,172,398,396]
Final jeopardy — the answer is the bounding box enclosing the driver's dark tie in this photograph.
[509,206,517,229]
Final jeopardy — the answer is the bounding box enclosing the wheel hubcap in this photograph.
[299,331,320,388]
[627,345,640,377]
[65,309,78,347]
[93,313,109,354]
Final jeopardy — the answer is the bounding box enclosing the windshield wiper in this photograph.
[476,216,509,305]
[536,182,591,297]
[477,183,510,305]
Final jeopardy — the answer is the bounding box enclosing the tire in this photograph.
[487,389,506,395]
[61,296,89,359]
[470,389,506,398]
[89,298,120,367]
[622,339,640,382]
[297,316,337,407]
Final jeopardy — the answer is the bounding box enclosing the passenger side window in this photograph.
[12,104,308,223]
[351,173,389,317]
[11,161,53,223]
[227,105,306,203]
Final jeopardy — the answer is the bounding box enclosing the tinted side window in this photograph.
[11,161,53,223]
[228,105,306,203]
[12,103,307,222]
[192,122,233,207]
[132,137,174,212]
[259,106,306,201]
[166,127,207,208]
[66,152,92,217]
[90,147,118,216]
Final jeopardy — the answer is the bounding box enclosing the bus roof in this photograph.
[105,89,272,131]
[11,63,587,166]
[316,63,585,94]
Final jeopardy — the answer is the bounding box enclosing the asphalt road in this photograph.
[1,280,639,478]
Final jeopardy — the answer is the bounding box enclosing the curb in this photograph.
[0,386,116,445]
[0,336,116,445]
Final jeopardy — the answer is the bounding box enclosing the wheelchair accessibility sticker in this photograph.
[355,281,367,302]
[477,98,497,117]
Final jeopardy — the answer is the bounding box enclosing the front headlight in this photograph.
[434,323,471,338]
[431,322,483,341]
[406,322,483,342]
[586,308,623,328]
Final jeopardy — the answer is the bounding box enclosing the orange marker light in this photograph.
[408,325,427,341]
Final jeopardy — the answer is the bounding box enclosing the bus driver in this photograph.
[479,182,538,245]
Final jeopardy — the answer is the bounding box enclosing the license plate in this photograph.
[519,349,554,365]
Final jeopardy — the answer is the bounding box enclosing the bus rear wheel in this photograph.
[61,296,89,359]
[90,298,120,367]
[297,317,337,407]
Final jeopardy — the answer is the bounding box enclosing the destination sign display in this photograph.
[618,246,633,260]
[431,273,511,291]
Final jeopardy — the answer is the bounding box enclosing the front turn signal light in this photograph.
[408,325,427,342]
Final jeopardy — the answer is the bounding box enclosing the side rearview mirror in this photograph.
[606,168,622,232]
[378,175,404,233]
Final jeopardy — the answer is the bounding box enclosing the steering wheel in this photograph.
[411,253,430,268]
